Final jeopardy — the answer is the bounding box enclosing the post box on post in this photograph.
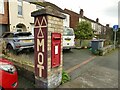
[31,6,65,88]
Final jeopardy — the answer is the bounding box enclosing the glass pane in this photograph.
[18,5,22,15]
[0,0,4,14]
[63,28,74,36]
[18,0,22,2]
[15,32,32,37]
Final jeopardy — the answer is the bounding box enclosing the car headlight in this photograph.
[0,64,16,74]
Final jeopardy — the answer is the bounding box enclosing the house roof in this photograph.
[82,16,96,23]
[30,1,64,13]
[28,1,105,27]
[64,9,105,27]
[82,16,104,26]
[64,8,80,15]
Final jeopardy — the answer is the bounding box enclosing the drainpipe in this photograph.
[7,0,10,32]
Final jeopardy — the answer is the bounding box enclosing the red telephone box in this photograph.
[51,33,61,68]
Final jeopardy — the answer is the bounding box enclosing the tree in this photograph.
[75,21,94,40]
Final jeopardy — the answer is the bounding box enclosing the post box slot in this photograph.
[54,37,61,40]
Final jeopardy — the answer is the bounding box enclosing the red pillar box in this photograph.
[51,33,61,68]
[31,6,65,88]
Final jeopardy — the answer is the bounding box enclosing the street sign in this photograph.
[113,25,119,49]
[113,25,119,31]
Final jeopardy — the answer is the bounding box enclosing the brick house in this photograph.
[8,0,70,36]
[0,0,70,36]
[64,9,79,29]
[64,8,107,38]
[105,24,113,41]
[0,0,9,36]
[8,0,37,34]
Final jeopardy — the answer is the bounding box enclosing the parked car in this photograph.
[63,27,75,51]
[1,32,34,53]
[0,58,18,89]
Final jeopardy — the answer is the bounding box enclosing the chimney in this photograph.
[80,9,84,17]
[96,18,99,23]
[106,24,109,27]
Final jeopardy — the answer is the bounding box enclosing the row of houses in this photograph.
[0,0,112,39]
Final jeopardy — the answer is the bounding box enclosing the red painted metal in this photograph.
[0,58,18,89]
[51,33,61,68]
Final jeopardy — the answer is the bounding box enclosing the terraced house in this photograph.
[64,9,107,38]
[1,0,69,36]
[8,0,44,36]
[0,0,9,36]
[1,0,108,39]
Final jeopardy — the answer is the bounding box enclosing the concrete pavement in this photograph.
[63,49,94,71]
[18,49,95,88]
[59,49,118,88]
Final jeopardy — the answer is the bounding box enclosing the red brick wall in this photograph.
[64,9,79,29]
[0,1,9,24]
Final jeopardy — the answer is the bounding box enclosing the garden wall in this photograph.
[99,45,114,56]
[75,39,91,48]
[2,54,35,82]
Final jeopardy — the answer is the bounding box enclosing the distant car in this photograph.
[1,32,34,53]
[0,58,18,89]
[63,27,75,51]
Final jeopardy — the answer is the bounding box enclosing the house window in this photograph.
[18,0,22,1]
[0,0,4,14]
[18,5,22,15]
[18,0,23,16]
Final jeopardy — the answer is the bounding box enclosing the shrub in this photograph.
[61,70,71,84]
[0,39,7,55]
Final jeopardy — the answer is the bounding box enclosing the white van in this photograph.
[63,27,75,50]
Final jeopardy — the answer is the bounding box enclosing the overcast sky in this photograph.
[46,0,119,27]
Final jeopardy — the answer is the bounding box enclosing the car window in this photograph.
[14,32,32,37]
[63,28,74,36]
[2,33,10,38]
[8,33,14,38]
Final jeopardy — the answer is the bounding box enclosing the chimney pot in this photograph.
[106,24,109,27]
[96,18,99,23]
[80,9,84,17]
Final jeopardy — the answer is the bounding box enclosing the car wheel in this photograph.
[6,44,18,54]
[67,48,71,51]
[6,44,19,55]
[6,44,14,53]
[0,86,4,90]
